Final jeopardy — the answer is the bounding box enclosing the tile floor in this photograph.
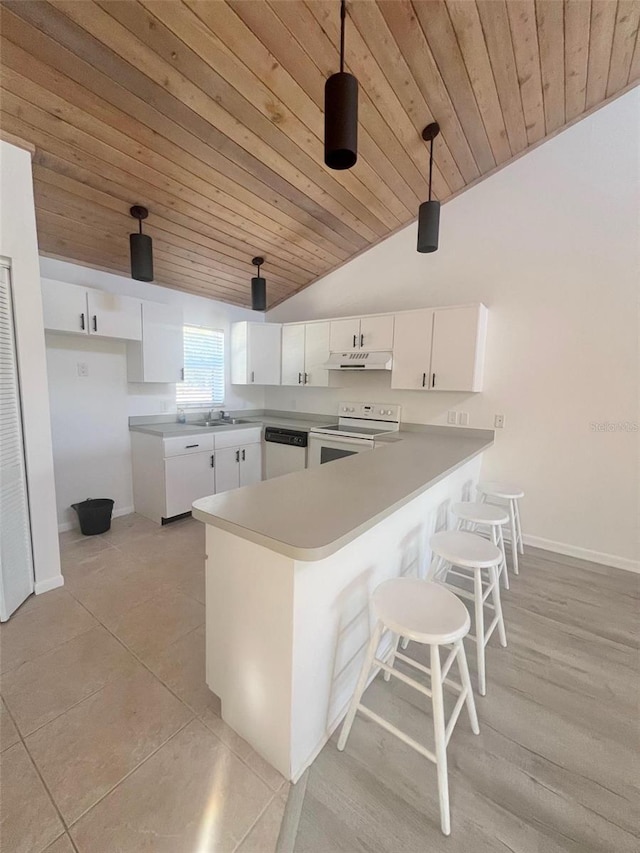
[0,514,288,853]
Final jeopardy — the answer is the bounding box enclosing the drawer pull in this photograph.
[185,444,199,448]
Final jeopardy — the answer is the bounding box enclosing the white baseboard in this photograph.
[35,574,65,594]
[57,505,135,533]
[522,534,639,574]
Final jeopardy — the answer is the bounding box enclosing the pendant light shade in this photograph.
[324,1,358,170]
[417,123,441,254]
[417,200,440,254]
[251,256,267,312]
[129,205,154,281]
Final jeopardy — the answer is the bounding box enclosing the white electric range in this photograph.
[308,402,401,467]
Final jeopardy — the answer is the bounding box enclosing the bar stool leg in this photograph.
[514,500,524,555]
[509,499,519,575]
[455,640,479,735]
[338,621,383,751]
[489,564,507,647]
[473,569,486,696]
[384,633,400,682]
[497,525,509,590]
[430,644,450,836]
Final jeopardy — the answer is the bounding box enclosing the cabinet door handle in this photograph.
[92,315,97,332]
[235,450,240,462]
[432,373,436,388]
[180,367,184,381]
[242,449,246,461]
[360,333,364,347]
[353,334,357,348]
[298,372,302,384]
[304,372,308,384]
[210,454,215,467]
[251,371,255,383]
[186,444,199,448]
[422,372,426,388]
[80,313,85,331]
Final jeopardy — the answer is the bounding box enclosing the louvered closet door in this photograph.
[0,265,34,620]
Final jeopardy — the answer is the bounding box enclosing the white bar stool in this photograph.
[338,578,479,836]
[451,501,510,590]
[429,531,507,696]
[477,481,524,575]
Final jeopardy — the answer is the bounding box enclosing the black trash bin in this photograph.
[71,498,115,535]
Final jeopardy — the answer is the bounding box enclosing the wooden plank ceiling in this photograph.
[1,1,638,308]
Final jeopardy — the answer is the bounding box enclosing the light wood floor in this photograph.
[291,547,640,852]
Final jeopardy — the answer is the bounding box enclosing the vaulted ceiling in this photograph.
[1,1,638,308]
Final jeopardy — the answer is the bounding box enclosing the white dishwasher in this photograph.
[264,427,308,479]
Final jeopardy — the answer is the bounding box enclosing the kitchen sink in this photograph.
[193,418,256,427]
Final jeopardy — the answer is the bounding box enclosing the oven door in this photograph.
[308,434,375,467]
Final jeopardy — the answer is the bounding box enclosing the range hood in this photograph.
[323,351,393,370]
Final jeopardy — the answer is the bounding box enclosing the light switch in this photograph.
[77,362,89,377]
[458,412,469,426]
[447,411,457,425]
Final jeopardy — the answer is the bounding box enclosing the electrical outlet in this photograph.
[458,411,469,426]
[447,411,457,425]
[77,362,88,377]
[494,413,505,428]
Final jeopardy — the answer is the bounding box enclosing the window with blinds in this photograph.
[176,325,225,409]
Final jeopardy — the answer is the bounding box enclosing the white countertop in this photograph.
[192,427,493,561]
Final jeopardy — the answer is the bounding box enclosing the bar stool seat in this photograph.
[477,481,525,575]
[373,576,470,644]
[430,530,502,568]
[451,502,510,589]
[338,578,479,836]
[477,481,524,500]
[429,531,507,696]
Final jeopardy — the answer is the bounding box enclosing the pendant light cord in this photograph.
[428,137,434,202]
[340,0,346,73]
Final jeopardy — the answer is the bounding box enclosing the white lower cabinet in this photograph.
[214,447,241,494]
[214,442,262,493]
[131,427,263,523]
[164,451,215,518]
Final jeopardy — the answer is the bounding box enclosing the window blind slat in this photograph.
[176,325,225,409]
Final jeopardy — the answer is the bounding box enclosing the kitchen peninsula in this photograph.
[193,425,493,781]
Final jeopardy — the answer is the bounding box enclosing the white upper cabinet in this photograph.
[431,304,487,392]
[391,304,487,392]
[41,280,90,335]
[391,310,435,390]
[42,280,142,341]
[303,322,330,387]
[231,321,281,385]
[127,302,184,384]
[86,290,142,340]
[281,321,331,387]
[329,318,360,352]
[359,315,394,351]
[281,323,306,386]
[329,315,394,352]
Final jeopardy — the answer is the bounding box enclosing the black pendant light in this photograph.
[251,256,267,311]
[129,205,154,281]
[324,0,358,170]
[417,123,441,253]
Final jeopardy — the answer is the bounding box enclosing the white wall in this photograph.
[267,90,640,570]
[0,141,62,593]
[40,258,264,529]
